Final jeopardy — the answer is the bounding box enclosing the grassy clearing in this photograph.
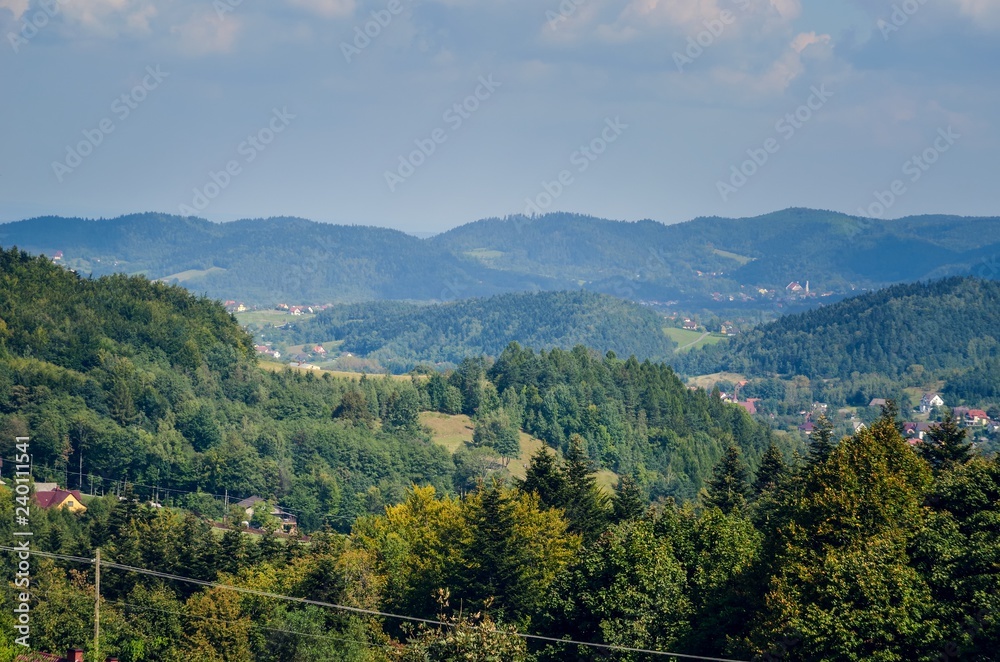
[686,371,747,390]
[420,413,618,492]
[464,248,504,260]
[711,248,755,265]
[161,266,226,282]
[420,412,474,453]
[665,328,728,353]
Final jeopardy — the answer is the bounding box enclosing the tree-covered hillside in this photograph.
[4,208,999,310]
[0,215,564,304]
[4,409,998,660]
[433,209,1000,301]
[0,247,454,530]
[288,291,676,370]
[0,247,777,522]
[675,277,1000,383]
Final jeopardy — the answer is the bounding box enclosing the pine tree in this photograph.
[462,480,530,621]
[611,475,645,522]
[520,447,567,510]
[704,444,751,514]
[562,435,610,543]
[754,441,787,495]
[807,414,836,466]
[919,413,972,472]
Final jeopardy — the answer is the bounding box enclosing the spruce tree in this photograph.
[807,414,836,466]
[562,435,610,543]
[611,475,646,522]
[919,413,972,472]
[705,444,751,514]
[520,447,567,510]
[754,441,788,495]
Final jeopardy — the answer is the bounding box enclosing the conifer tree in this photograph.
[704,444,751,514]
[754,441,788,495]
[520,447,567,510]
[919,413,972,472]
[611,475,645,522]
[562,435,610,543]
[807,414,836,467]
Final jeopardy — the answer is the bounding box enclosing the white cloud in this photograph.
[0,0,28,20]
[950,0,1000,27]
[55,0,158,38]
[171,11,242,55]
[286,0,355,19]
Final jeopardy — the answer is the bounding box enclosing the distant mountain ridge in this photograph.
[2,209,998,307]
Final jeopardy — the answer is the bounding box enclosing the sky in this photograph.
[1,0,998,234]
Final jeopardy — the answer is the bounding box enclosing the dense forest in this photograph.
[431,209,1000,297]
[0,216,560,304]
[2,410,998,660]
[676,277,1000,389]
[286,291,676,370]
[0,248,778,526]
[4,208,999,309]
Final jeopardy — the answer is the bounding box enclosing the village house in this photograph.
[15,647,118,662]
[965,409,991,427]
[920,393,945,413]
[35,488,87,514]
[902,422,935,441]
[869,398,888,408]
[236,496,298,534]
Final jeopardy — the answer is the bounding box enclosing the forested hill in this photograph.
[675,277,1000,382]
[0,214,564,304]
[4,209,1000,309]
[288,290,676,370]
[0,246,776,517]
[432,209,1000,298]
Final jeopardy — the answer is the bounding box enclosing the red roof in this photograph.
[35,489,84,509]
[738,401,757,415]
[968,409,989,419]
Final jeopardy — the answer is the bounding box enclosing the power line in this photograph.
[0,546,751,662]
[1,584,391,652]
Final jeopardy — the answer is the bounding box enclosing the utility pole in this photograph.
[94,548,101,662]
[79,451,83,492]
[224,489,229,526]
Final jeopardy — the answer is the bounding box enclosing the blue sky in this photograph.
[1,0,997,233]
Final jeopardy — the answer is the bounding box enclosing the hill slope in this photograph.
[288,290,677,369]
[4,209,999,309]
[0,214,565,304]
[432,209,1000,303]
[674,277,1000,384]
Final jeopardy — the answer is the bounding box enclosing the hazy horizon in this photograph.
[3,0,998,233]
